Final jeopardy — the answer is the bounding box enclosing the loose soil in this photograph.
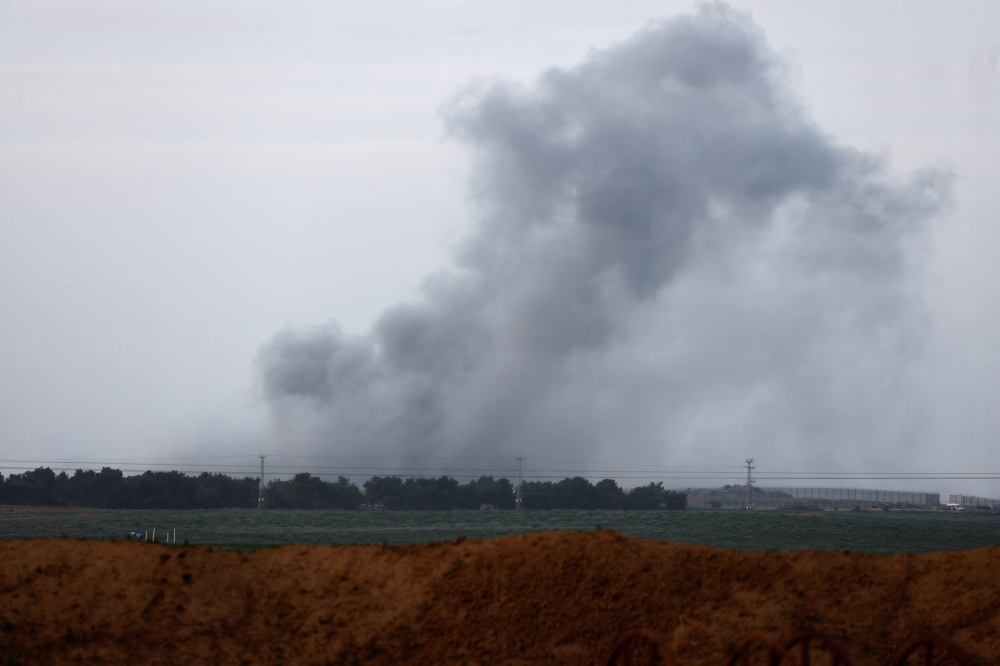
[1,531,998,665]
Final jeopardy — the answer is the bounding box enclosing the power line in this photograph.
[4,458,1000,478]
[3,459,1000,483]
[0,466,982,479]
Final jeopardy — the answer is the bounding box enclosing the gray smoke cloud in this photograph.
[256,4,949,472]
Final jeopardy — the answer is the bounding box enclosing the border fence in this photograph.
[687,486,940,509]
[949,494,999,509]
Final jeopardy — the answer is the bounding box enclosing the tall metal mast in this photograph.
[515,456,524,510]
[258,455,266,508]
[744,458,755,510]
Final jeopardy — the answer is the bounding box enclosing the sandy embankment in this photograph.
[1,531,999,664]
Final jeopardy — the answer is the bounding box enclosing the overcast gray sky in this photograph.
[1,1,999,493]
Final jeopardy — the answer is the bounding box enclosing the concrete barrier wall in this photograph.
[687,486,940,509]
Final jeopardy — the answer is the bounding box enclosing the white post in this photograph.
[144,530,148,542]
[173,529,176,544]
[152,528,155,543]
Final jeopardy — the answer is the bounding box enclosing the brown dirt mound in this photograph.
[1,531,999,665]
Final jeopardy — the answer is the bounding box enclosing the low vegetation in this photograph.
[2,505,999,553]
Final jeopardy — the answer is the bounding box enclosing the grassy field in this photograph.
[3,506,1000,553]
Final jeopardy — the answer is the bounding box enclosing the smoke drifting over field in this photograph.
[257,5,949,468]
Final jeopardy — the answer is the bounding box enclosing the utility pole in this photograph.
[744,458,755,510]
[515,456,524,510]
[258,455,266,509]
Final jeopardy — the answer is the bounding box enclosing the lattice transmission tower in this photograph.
[258,455,266,508]
[744,458,755,510]
[515,456,524,510]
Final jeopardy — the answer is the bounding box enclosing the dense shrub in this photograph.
[0,467,685,510]
[521,478,686,510]
[266,474,362,509]
[363,475,516,510]
[0,467,258,509]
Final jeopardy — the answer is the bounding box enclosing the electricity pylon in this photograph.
[744,458,755,510]
[258,455,266,508]
[515,456,524,510]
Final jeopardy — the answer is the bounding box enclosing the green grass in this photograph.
[1,506,999,553]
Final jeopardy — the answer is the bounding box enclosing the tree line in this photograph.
[0,467,686,511]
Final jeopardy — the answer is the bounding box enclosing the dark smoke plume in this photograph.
[256,5,949,471]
